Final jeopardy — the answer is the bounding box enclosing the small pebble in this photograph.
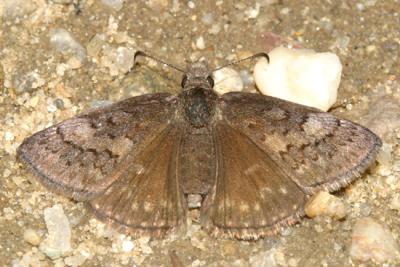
[17,252,42,267]
[122,240,134,252]
[13,71,45,93]
[201,13,213,25]
[350,217,399,263]
[390,194,400,211]
[334,35,351,50]
[50,28,86,61]
[288,257,299,267]
[145,0,169,11]
[208,24,221,35]
[239,70,253,86]
[187,1,195,8]
[101,46,136,76]
[39,205,72,259]
[3,0,36,20]
[23,229,41,246]
[213,67,243,94]
[359,203,372,217]
[254,47,342,111]
[249,248,277,267]
[249,248,286,267]
[64,253,87,267]
[90,100,113,109]
[4,131,14,141]
[195,36,206,50]
[305,191,347,219]
[376,143,393,166]
[86,34,107,59]
[245,3,260,19]
[54,98,65,110]
[47,103,57,113]
[101,0,124,10]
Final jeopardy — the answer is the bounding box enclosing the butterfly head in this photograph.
[181,62,214,91]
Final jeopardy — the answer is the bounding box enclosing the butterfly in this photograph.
[17,51,381,240]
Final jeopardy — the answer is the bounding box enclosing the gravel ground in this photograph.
[1,0,399,266]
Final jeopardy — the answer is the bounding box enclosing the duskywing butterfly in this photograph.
[17,51,381,240]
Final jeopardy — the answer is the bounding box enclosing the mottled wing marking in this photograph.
[88,125,186,237]
[201,123,306,240]
[17,93,178,200]
[220,92,382,194]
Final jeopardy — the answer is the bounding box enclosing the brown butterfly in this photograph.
[17,51,381,240]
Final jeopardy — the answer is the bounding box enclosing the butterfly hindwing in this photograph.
[17,93,178,200]
[201,123,307,240]
[219,92,382,194]
[88,125,187,237]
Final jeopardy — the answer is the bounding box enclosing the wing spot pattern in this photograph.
[239,203,250,212]
[279,186,288,195]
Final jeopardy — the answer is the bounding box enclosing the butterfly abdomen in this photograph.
[179,127,217,195]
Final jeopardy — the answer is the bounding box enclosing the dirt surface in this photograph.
[1,0,399,266]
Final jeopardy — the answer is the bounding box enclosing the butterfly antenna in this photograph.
[211,52,269,72]
[134,50,186,73]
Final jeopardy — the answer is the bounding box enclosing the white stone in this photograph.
[245,3,260,19]
[122,240,134,252]
[213,67,244,95]
[195,36,206,50]
[254,47,342,111]
[4,131,14,141]
[187,1,195,8]
[350,217,399,263]
[39,205,72,259]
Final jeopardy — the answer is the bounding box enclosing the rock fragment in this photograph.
[254,47,342,111]
[350,217,399,263]
[39,205,72,259]
[305,191,347,219]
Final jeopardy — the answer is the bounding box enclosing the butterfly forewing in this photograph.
[219,92,382,194]
[88,125,186,237]
[17,93,178,200]
[201,123,307,240]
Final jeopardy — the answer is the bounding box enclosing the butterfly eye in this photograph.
[181,74,188,88]
[207,75,214,88]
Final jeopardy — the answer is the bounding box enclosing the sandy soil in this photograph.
[1,1,399,266]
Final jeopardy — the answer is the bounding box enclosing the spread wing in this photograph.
[88,125,186,237]
[201,92,381,240]
[17,93,179,201]
[218,92,381,194]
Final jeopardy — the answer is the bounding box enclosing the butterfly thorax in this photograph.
[181,87,218,128]
[180,62,218,128]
